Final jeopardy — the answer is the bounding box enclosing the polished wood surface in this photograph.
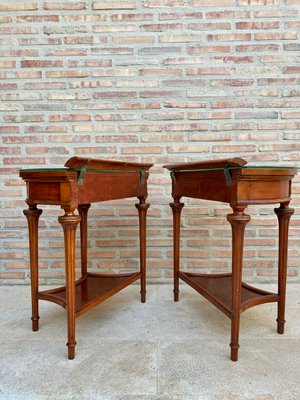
[164,158,297,361]
[20,157,153,359]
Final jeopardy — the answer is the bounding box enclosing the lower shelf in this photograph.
[38,272,141,317]
[179,271,279,318]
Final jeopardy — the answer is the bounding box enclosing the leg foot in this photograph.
[31,316,40,331]
[230,343,239,362]
[277,318,285,334]
[67,341,76,360]
[141,291,146,303]
[174,290,179,302]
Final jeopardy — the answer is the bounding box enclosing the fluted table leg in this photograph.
[58,210,81,360]
[23,205,43,332]
[135,196,150,303]
[170,199,184,302]
[78,204,91,278]
[227,208,250,361]
[274,202,294,334]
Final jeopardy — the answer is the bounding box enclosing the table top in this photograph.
[164,158,298,206]
[163,157,298,173]
[20,156,153,176]
[19,157,153,206]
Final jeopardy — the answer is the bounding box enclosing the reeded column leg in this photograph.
[274,202,294,334]
[170,199,184,302]
[78,204,91,277]
[23,205,43,332]
[227,208,250,361]
[58,210,81,360]
[135,197,150,303]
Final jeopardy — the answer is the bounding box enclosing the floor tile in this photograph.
[158,338,300,398]
[0,339,157,398]
[0,284,300,399]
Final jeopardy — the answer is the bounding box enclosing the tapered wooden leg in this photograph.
[58,210,81,360]
[78,204,91,277]
[274,202,294,334]
[23,205,43,332]
[227,209,250,361]
[135,197,150,303]
[170,199,184,302]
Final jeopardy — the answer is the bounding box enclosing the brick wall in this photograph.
[0,0,300,284]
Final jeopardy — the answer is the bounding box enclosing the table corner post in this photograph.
[274,202,294,335]
[58,207,81,360]
[23,204,43,332]
[170,197,184,302]
[227,206,250,361]
[135,196,150,303]
[78,203,91,278]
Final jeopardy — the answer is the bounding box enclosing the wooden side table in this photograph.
[20,156,153,359]
[163,158,297,361]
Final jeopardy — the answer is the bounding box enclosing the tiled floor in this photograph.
[0,283,300,400]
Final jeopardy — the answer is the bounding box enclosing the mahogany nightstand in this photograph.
[20,156,153,359]
[164,158,297,361]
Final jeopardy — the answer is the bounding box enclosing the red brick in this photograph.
[210,79,254,87]
[122,146,163,154]
[187,67,230,75]
[213,144,256,152]
[236,44,279,52]
[138,46,181,54]
[214,56,254,64]
[0,61,16,68]
[255,32,298,40]
[111,13,154,21]
[283,66,300,74]
[140,68,182,76]
[0,272,25,279]
[94,91,137,99]
[49,135,91,143]
[0,83,18,90]
[207,11,250,18]
[0,147,21,155]
[0,3,37,11]
[0,27,38,34]
[255,10,298,17]
[3,136,43,144]
[144,0,184,7]
[207,33,251,41]
[24,82,67,90]
[49,114,91,122]
[3,114,44,123]
[236,21,279,29]
[188,111,232,119]
[16,15,59,22]
[238,0,279,4]
[93,1,137,9]
[191,0,233,5]
[3,157,45,165]
[46,49,88,57]
[0,126,20,133]
[64,36,94,45]
[141,23,183,31]
[189,22,231,30]
[188,45,230,54]
[46,70,89,78]
[159,12,203,20]
[44,2,87,10]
